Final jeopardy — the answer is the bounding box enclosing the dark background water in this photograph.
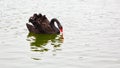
[0,0,120,68]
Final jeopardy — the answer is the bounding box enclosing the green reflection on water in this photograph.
[27,32,64,52]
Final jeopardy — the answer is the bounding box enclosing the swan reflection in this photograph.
[27,32,64,52]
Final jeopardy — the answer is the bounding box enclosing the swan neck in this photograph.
[50,18,62,29]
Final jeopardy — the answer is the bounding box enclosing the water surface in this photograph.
[0,0,120,68]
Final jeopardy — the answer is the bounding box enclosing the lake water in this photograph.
[0,0,120,68]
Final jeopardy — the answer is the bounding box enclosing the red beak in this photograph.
[60,27,63,33]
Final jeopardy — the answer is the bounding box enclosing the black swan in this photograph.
[26,13,63,34]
